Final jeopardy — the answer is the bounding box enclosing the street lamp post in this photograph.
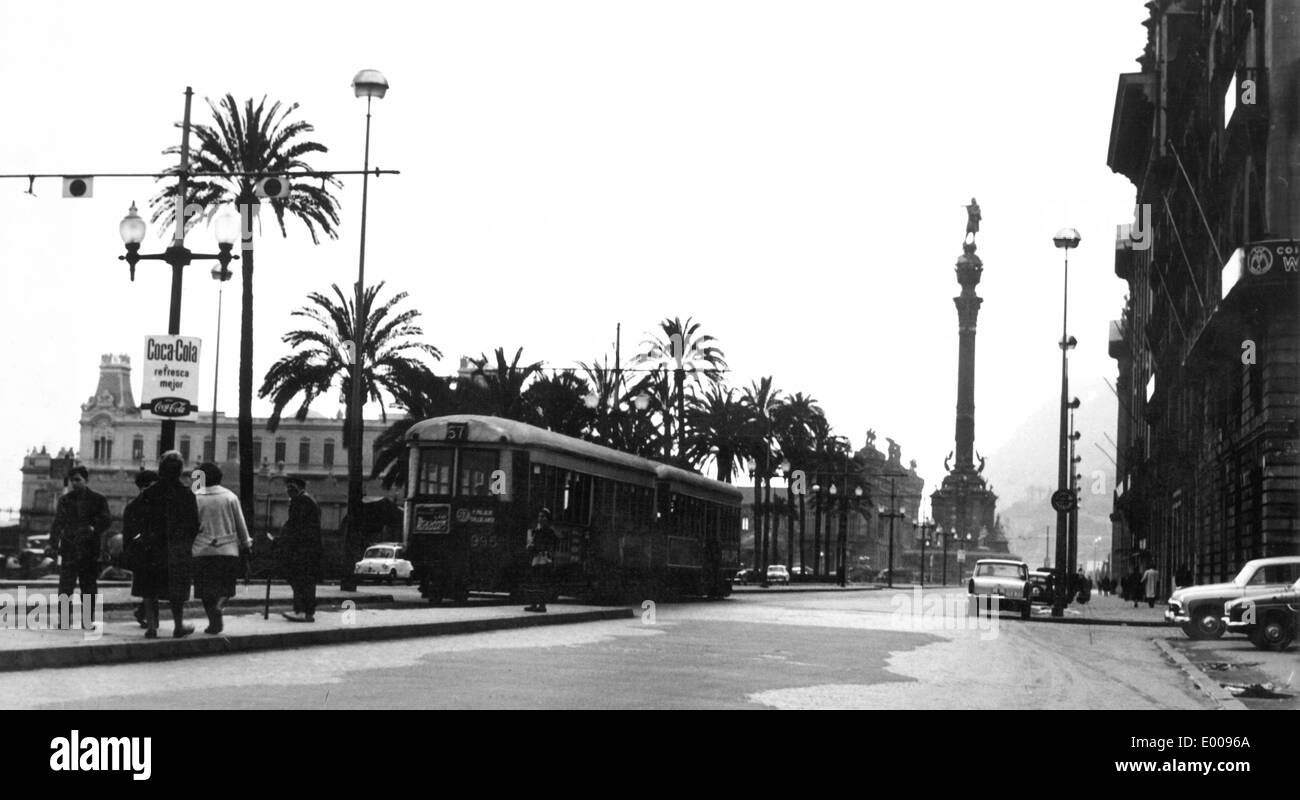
[1052,227,1081,617]
[345,69,389,591]
[207,210,239,459]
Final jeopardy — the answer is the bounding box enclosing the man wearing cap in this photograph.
[50,466,112,627]
[278,477,322,622]
[525,508,558,612]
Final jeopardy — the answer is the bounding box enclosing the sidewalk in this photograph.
[0,581,632,672]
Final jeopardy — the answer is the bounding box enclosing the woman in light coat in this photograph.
[192,462,252,634]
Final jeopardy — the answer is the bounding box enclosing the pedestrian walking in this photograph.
[131,451,200,638]
[1142,564,1161,608]
[277,477,322,623]
[121,469,158,628]
[524,508,557,613]
[191,463,252,635]
[50,466,112,629]
[1126,569,1142,607]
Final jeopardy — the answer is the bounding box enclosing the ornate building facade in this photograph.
[1106,0,1299,592]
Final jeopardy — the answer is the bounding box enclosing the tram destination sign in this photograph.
[141,334,201,420]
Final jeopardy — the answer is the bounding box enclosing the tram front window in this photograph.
[458,449,498,497]
[418,448,454,496]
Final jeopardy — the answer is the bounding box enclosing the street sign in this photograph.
[957,549,966,563]
[141,335,201,420]
[1050,489,1076,513]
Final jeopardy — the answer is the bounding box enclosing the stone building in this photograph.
[1106,0,1299,592]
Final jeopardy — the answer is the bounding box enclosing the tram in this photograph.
[402,415,742,603]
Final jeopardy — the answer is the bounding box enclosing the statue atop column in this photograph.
[964,198,981,243]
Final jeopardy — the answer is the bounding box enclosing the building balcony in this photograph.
[1109,319,1130,360]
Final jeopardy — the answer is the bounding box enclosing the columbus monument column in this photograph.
[931,199,1007,580]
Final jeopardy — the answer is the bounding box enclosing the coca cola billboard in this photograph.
[141,335,202,421]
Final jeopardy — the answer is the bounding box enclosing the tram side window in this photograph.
[549,469,592,525]
[418,448,454,496]
[458,449,498,497]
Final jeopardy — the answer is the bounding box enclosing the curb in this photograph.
[0,607,634,673]
[1153,639,1248,710]
[96,594,397,612]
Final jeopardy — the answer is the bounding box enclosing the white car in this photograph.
[353,543,414,584]
[967,558,1032,620]
[1165,556,1300,639]
[765,565,790,585]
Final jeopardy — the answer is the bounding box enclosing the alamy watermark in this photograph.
[0,589,104,641]
[888,587,1001,640]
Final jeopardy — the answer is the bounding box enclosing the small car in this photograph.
[1222,577,1299,651]
[765,565,791,585]
[1166,556,1300,639]
[967,558,1032,620]
[1027,570,1054,605]
[734,568,761,585]
[875,567,913,584]
[353,543,414,584]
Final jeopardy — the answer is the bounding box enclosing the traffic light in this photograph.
[62,176,93,198]
[254,176,291,199]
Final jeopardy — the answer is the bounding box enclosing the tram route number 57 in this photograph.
[445,422,469,441]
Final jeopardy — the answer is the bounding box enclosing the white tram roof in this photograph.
[406,415,742,502]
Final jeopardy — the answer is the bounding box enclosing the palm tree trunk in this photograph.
[766,478,776,565]
[237,201,256,532]
[675,367,685,466]
[752,471,762,571]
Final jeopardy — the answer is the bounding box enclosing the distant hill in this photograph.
[980,377,1118,571]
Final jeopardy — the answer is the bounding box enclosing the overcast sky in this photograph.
[0,1,1148,516]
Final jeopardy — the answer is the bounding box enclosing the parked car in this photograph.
[353,543,414,584]
[1166,556,1300,639]
[1222,577,1299,651]
[1027,570,1054,605]
[967,558,1032,620]
[734,568,761,585]
[765,565,791,585]
[790,566,814,578]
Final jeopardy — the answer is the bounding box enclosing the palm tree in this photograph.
[523,371,593,437]
[578,360,664,458]
[149,94,342,525]
[258,282,441,477]
[633,317,727,464]
[465,347,544,420]
[741,377,781,572]
[774,392,824,574]
[681,385,753,483]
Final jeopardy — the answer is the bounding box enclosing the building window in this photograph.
[323,440,335,468]
[299,439,311,467]
[274,439,286,465]
[203,437,214,462]
[92,436,112,463]
[156,437,164,460]
[179,437,191,464]
[132,436,144,462]
[253,439,262,464]
[227,437,238,461]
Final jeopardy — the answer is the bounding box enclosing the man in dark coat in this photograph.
[524,509,558,613]
[132,451,200,638]
[121,469,159,627]
[50,466,112,628]
[279,477,322,622]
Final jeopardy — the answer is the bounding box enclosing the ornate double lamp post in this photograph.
[118,202,239,451]
[1051,227,1080,617]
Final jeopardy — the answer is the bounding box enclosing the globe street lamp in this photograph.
[345,68,389,590]
[1051,227,1080,617]
[118,201,239,451]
